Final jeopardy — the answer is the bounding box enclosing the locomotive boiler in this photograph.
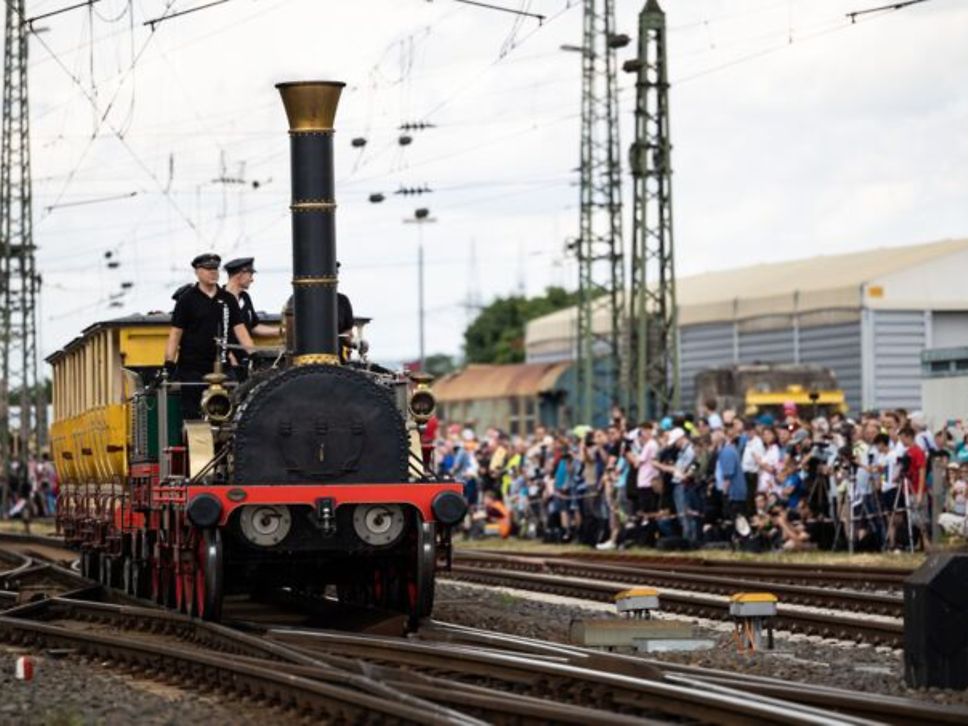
[47,81,466,626]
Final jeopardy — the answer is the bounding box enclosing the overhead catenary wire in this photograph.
[451,0,544,23]
[143,0,232,31]
[32,0,181,224]
[25,0,102,27]
[847,0,931,24]
[44,189,138,212]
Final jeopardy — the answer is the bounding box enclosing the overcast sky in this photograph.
[28,0,968,366]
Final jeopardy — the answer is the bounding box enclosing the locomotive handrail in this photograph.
[185,445,230,486]
[409,450,443,483]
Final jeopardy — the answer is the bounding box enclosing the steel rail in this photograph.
[455,551,904,616]
[266,628,871,725]
[423,622,968,726]
[460,549,911,587]
[446,564,904,647]
[0,613,476,725]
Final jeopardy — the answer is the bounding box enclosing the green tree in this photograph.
[423,353,457,378]
[464,287,579,364]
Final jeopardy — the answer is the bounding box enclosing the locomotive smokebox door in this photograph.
[233,366,408,485]
[276,414,365,480]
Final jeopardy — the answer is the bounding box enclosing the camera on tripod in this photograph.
[897,452,912,472]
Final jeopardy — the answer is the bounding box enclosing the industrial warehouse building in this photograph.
[525,238,968,415]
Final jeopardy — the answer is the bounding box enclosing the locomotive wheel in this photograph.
[150,549,161,604]
[173,545,187,614]
[99,554,115,590]
[181,548,196,617]
[81,550,99,581]
[405,522,436,630]
[195,529,223,621]
[414,522,436,619]
[121,556,133,596]
[130,559,146,599]
[151,542,175,608]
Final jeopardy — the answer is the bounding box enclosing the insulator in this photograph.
[414,208,429,220]
[121,281,134,290]
[107,261,120,269]
[622,59,643,74]
[398,135,413,146]
[608,33,630,49]
[369,193,385,203]
[251,180,261,189]
[104,251,113,259]
[351,137,367,148]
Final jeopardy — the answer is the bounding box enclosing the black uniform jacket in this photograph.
[171,284,243,372]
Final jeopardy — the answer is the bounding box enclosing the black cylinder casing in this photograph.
[289,132,338,360]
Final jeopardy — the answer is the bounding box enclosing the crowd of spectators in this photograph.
[435,402,968,553]
[3,453,58,528]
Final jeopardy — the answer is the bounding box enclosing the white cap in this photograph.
[667,427,686,446]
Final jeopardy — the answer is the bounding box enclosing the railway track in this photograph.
[446,558,904,647]
[455,550,905,617]
[421,622,968,726]
[265,625,877,724]
[460,549,911,590]
[5,534,965,724]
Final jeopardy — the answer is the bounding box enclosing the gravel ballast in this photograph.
[0,644,284,726]
[434,579,968,707]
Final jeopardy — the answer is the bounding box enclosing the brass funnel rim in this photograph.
[275,80,346,90]
[277,81,345,132]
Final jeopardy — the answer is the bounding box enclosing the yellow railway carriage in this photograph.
[47,315,171,487]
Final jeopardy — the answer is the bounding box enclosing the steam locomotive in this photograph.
[47,81,466,626]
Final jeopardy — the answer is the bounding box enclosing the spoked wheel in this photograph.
[181,546,196,617]
[151,543,162,604]
[195,529,223,621]
[405,522,437,631]
[81,550,99,581]
[130,559,145,599]
[151,542,174,607]
[99,554,116,590]
[173,550,185,613]
[121,556,133,595]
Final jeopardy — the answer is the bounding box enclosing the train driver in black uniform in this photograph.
[223,257,281,370]
[164,253,254,418]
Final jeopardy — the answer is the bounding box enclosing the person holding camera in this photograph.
[873,431,903,550]
[899,426,928,549]
[655,428,698,543]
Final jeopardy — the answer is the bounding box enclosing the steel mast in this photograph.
[0,0,43,512]
[626,0,678,420]
[573,0,626,425]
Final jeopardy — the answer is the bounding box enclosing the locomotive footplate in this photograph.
[186,482,464,528]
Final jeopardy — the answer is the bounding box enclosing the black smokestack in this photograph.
[276,81,345,365]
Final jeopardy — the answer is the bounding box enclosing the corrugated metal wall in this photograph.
[738,328,795,363]
[932,311,968,348]
[872,310,926,410]
[799,322,862,413]
[679,323,734,409]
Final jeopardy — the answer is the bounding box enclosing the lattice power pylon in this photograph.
[0,0,43,509]
[626,0,678,420]
[573,0,626,425]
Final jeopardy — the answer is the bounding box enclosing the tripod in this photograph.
[881,480,915,553]
[832,469,854,554]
